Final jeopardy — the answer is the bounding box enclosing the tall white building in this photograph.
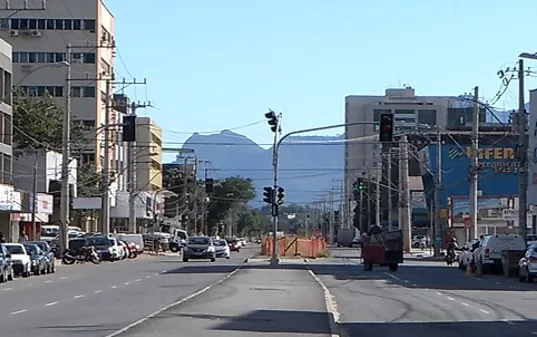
[0,0,118,169]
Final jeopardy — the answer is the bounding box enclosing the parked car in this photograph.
[23,243,48,275]
[183,236,216,262]
[29,241,56,273]
[213,239,231,259]
[473,234,526,274]
[3,243,31,277]
[518,244,537,282]
[0,244,14,282]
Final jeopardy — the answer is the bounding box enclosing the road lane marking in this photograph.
[74,294,84,299]
[479,309,490,314]
[435,291,443,296]
[472,277,482,281]
[3,287,13,291]
[494,281,501,285]
[60,277,66,280]
[308,269,342,337]
[135,278,142,282]
[412,283,418,287]
[124,282,130,285]
[27,283,34,287]
[11,309,26,315]
[383,272,401,281]
[111,285,117,289]
[461,302,469,307]
[103,267,243,337]
[45,301,58,306]
[446,296,455,301]
[145,276,151,279]
[94,290,103,294]
[44,280,52,283]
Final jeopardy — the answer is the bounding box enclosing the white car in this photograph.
[213,239,231,259]
[108,237,126,260]
[4,243,31,277]
[237,238,247,247]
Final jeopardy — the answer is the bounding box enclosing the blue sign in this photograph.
[434,236,442,244]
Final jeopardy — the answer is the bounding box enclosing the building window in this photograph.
[69,52,96,64]
[19,86,64,97]
[3,154,11,185]
[72,86,96,98]
[71,86,82,97]
[417,109,437,126]
[3,71,11,105]
[395,109,415,115]
[4,113,11,146]
[373,109,391,122]
[73,19,81,30]
[82,120,96,127]
[83,19,96,30]
[13,51,66,64]
[82,153,96,164]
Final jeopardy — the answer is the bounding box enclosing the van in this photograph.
[473,234,526,273]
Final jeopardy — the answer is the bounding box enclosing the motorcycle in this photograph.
[445,249,456,266]
[62,246,101,265]
[126,242,138,259]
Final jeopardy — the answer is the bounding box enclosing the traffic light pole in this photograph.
[270,121,376,266]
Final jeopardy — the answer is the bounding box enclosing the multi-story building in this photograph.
[0,37,17,239]
[135,117,163,192]
[0,0,118,169]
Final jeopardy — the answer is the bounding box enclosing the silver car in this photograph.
[182,236,216,262]
[518,244,537,282]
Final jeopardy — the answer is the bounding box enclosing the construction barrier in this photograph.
[261,235,327,258]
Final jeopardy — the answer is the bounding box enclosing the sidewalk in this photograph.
[122,262,334,337]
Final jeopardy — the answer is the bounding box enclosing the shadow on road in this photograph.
[209,309,331,334]
[162,265,240,274]
[337,320,537,337]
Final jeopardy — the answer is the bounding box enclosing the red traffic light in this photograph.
[382,125,391,132]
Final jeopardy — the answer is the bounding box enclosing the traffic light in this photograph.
[122,115,137,142]
[265,110,279,133]
[276,186,284,205]
[378,113,394,143]
[358,180,365,191]
[205,178,214,193]
[262,186,274,204]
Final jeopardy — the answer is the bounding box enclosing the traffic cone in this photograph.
[465,264,473,276]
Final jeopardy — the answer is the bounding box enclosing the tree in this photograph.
[206,176,256,235]
[237,210,272,237]
[161,165,196,220]
[13,91,89,155]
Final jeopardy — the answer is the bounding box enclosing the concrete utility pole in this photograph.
[101,78,112,235]
[59,44,72,253]
[31,159,38,240]
[399,135,411,252]
[127,101,152,233]
[328,189,334,244]
[375,162,381,227]
[387,148,393,230]
[433,127,442,256]
[518,59,528,241]
[469,86,479,239]
[358,187,364,233]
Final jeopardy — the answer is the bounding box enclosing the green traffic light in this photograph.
[358,182,364,190]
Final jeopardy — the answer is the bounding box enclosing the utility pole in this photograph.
[434,127,442,256]
[31,159,38,240]
[358,188,364,233]
[469,86,479,240]
[328,189,334,244]
[399,135,411,252]
[59,43,72,254]
[518,59,528,241]
[375,162,381,227]
[387,149,393,230]
[101,78,112,235]
[127,101,153,233]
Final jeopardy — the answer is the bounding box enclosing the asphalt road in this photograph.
[0,247,256,337]
[308,247,537,337]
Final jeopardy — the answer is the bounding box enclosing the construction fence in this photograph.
[260,235,328,258]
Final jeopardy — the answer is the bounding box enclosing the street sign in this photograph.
[502,209,533,221]
[434,236,442,244]
[463,216,472,228]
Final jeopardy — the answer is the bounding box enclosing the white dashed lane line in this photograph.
[11,309,26,315]
[94,290,103,294]
[73,294,84,299]
[45,301,58,307]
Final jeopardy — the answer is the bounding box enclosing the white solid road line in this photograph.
[103,267,242,337]
[74,294,84,299]
[11,309,26,315]
[308,269,341,337]
[383,272,401,281]
[3,287,13,291]
[45,301,58,306]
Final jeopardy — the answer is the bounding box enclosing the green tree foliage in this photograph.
[13,91,88,155]
[161,165,196,219]
[236,210,272,236]
[259,203,311,233]
[206,176,256,234]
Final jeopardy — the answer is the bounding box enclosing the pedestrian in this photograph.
[0,231,6,243]
[18,230,28,243]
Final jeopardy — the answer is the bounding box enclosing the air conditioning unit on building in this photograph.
[30,30,42,37]
[8,29,18,37]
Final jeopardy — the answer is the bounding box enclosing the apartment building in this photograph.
[0,37,17,239]
[135,117,163,192]
[0,0,118,169]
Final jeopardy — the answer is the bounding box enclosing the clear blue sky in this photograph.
[107,0,537,162]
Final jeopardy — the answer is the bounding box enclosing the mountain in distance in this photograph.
[178,130,344,205]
